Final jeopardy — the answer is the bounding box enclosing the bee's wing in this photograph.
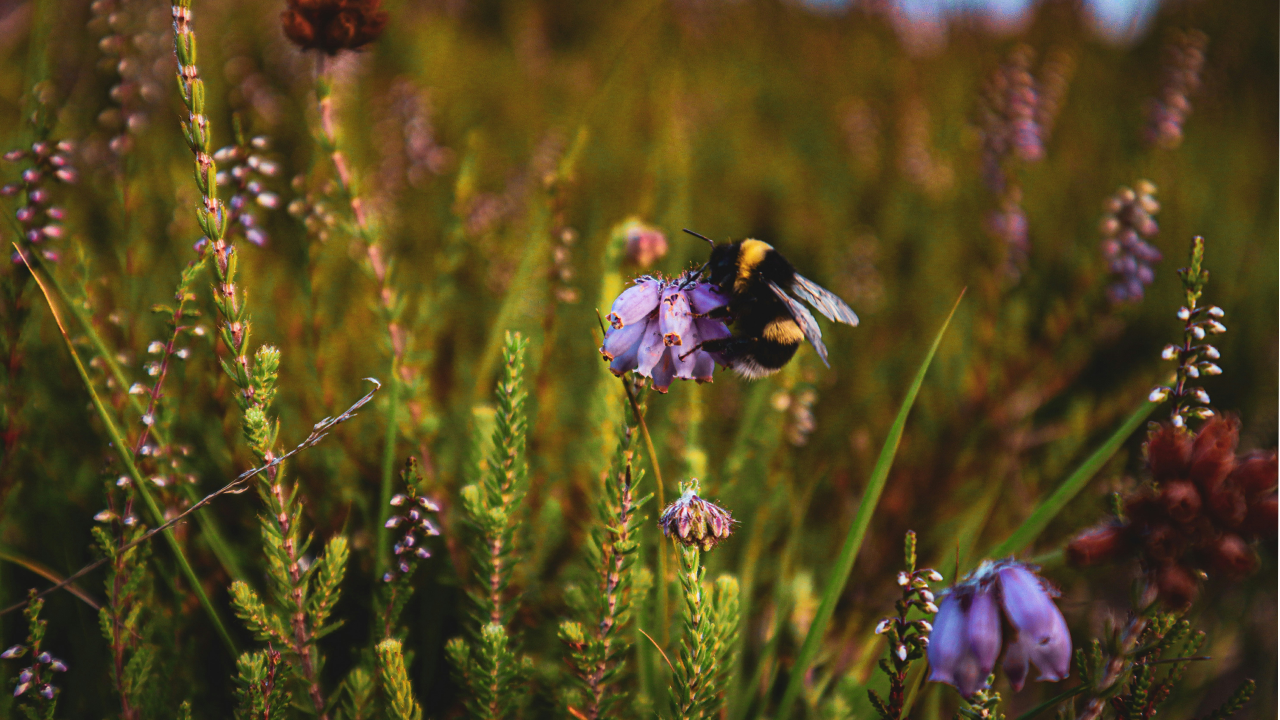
[768,281,830,367]
[791,274,859,327]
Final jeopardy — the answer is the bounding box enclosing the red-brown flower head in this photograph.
[281,0,388,55]
[1069,415,1276,606]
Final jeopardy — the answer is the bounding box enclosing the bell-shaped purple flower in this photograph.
[927,559,1072,698]
[928,585,1002,698]
[997,564,1072,690]
[601,274,730,392]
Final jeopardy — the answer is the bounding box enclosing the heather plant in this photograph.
[0,0,1274,719]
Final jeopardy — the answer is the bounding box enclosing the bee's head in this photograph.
[707,242,739,288]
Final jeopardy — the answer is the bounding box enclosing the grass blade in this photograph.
[776,289,966,719]
[19,249,239,656]
[986,398,1157,559]
[0,544,100,611]
[1013,685,1086,720]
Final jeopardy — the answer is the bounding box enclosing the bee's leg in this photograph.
[685,335,749,361]
[690,305,733,320]
[678,342,706,361]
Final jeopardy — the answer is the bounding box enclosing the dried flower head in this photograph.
[600,273,731,392]
[928,560,1071,698]
[1067,415,1277,606]
[281,0,388,55]
[659,481,734,551]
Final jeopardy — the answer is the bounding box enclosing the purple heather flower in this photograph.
[382,490,441,582]
[601,274,731,392]
[659,482,735,551]
[1102,182,1161,304]
[927,559,1071,698]
[997,564,1071,691]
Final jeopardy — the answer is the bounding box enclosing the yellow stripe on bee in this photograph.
[763,317,803,344]
[734,239,773,292]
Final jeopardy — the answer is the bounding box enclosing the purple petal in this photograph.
[967,588,1002,688]
[607,278,661,329]
[692,352,716,382]
[687,283,730,314]
[608,320,646,376]
[659,286,694,350]
[694,317,731,343]
[650,350,676,392]
[998,566,1072,686]
[929,588,1001,698]
[927,593,967,688]
[602,319,647,361]
[635,319,667,377]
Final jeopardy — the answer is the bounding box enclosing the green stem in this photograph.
[622,377,669,646]
[776,290,965,719]
[376,363,401,574]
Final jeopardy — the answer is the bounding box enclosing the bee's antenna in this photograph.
[682,228,716,247]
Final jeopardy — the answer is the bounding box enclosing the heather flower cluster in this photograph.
[4,645,67,700]
[1101,181,1162,304]
[979,45,1048,278]
[281,0,389,55]
[601,273,731,392]
[382,486,441,582]
[3,594,66,705]
[89,0,170,159]
[1146,30,1208,149]
[214,136,282,248]
[928,560,1071,698]
[622,220,668,268]
[869,531,941,720]
[979,45,1044,192]
[1068,416,1277,606]
[659,480,735,551]
[2,141,77,264]
[1147,236,1224,427]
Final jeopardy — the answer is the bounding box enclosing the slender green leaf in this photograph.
[986,399,1157,559]
[776,289,966,719]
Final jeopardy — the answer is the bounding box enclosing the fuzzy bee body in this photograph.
[698,238,858,378]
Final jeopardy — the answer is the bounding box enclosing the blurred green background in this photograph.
[0,0,1274,716]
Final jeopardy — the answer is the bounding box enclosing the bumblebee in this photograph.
[683,231,859,379]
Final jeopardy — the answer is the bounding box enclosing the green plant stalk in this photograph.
[621,377,668,646]
[20,254,238,656]
[314,56,404,584]
[777,289,965,719]
[986,398,1157,559]
[375,361,401,575]
[42,269,245,582]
